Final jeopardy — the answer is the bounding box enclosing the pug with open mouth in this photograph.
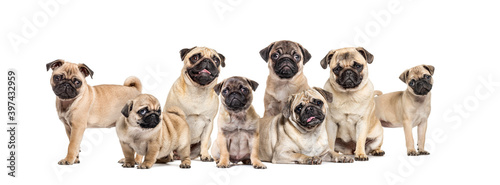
[46,59,142,165]
[259,88,353,164]
[320,47,385,161]
[375,65,435,156]
[164,46,225,162]
[260,40,312,117]
[117,94,191,169]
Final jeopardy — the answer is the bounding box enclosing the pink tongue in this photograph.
[307,117,315,123]
[200,69,211,74]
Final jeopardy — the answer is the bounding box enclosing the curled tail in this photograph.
[374,90,383,96]
[165,106,186,120]
[124,76,142,92]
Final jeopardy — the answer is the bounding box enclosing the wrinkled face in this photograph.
[46,60,93,100]
[181,47,225,86]
[121,94,162,129]
[214,76,259,112]
[400,65,434,96]
[260,40,311,79]
[285,88,332,132]
[321,47,373,92]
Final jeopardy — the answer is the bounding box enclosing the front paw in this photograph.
[216,159,230,168]
[137,162,153,169]
[58,157,77,165]
[418,150,430,155]
[355,154,369,161]
[179,163,191,169]
[407,149,418,156]
[333,155,354,163]
[122,162,135,168]
[369,149,386,156]
[201,155,214,162]
[305,156,322,165]
[252,161,267,169]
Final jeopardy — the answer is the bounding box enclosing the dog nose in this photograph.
[345,70,353,76]
[305,106,314,113]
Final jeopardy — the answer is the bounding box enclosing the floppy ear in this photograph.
[313,87,333,103]
[180,47,196,61]
[320,51,335,69]
[298,44,312,65]
[213,80,225,95]
[46,59,64,71]
[399,69,409,83]
[259,42,275,63]
[78,63,94,79]
[121,100,133,118]
[246,78,259,91]
[356,47,374,64]
[423,65,435,75]
[282,95,295,119]
[218,53,226,67]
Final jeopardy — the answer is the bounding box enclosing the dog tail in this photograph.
[124,76,142,92]
[165,106,186,120]
[374,90,383,96]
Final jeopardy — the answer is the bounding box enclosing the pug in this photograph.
[320,47,385,161]
[259,87,353,164]
[46,59,142,165]
[259,40,312,117]
[164,46,225,162]
[374,65,434,156]
[117,94,191,169]
[210,76,266,169]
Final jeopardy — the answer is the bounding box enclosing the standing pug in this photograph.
[46,59,141,165]
[260,40,312,117]
[165,46,225,161]
[259,88,353,164]
[117,94,191,169]
[375,65,434,156]
[210,76,266,169]
[320,47,385,161]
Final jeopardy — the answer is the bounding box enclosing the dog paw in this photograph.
[305,156,322,165]
[407,150,418,156]
[369,149,386,156]
[58,158,76,165]
[355,154,369,161]
[418,150,430,155]
[137,163,152,169]
[252,161,267,169]
[122,162,135,168]
[216,159,230,168]
[201,155,214,162]
[332,155,354,163]
[179,163,191,169]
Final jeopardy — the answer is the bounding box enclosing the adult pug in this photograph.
[320,47,384,161]
[117,94,191,169]
[46,59,141,165]
[165,46,225,161]
[375,65,434,156]
[260,40,312,117]
[210,76,266,169]
[259,88,353,164]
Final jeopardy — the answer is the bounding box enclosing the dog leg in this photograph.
[354,119,369,161]
[417,121,430,155]
[273,150,322,165]
[178,142,192,168]
[120,142,136,168]
[200,119,214,162]
[326,118,353,163]
[137,143,159,169]
[59,122,86,165]
[403,120,418,156]
[250,132,267,169]
[215,132,230,168]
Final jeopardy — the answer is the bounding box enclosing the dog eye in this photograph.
[271,53,279,60]
[222,89,229,95]
[213,57,220,66]
[294,105,303,114]
[73,79,81,85]
[54,75,63,81]
[157,108,161,113]
[353,62,362,69]
[409,80,415,86]
[333,65,343,75]
[293,54,300,61]
[138,108,148,115]
[424,74,431,80]
[314,99,323,106]
[241,87,248,94]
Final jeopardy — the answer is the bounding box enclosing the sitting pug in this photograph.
[375,64,435,156]
[259,88,353,164]
[116,94,191,169]
[210,76,266,169]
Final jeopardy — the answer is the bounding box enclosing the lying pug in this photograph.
[116,94,191,169]
[375,65,435,156]
[210,76,266,169]
[259,88,353,164]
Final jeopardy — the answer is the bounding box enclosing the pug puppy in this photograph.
[260,40,312,117]
[259,88,353,164]
[164,47,225,161]
[210,76,266,169]
[320,47,385,161]
[117,94,191,169]
[46,59,141,165]
[374,65,435,156]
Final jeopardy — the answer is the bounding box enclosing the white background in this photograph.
[1,0,499,185]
